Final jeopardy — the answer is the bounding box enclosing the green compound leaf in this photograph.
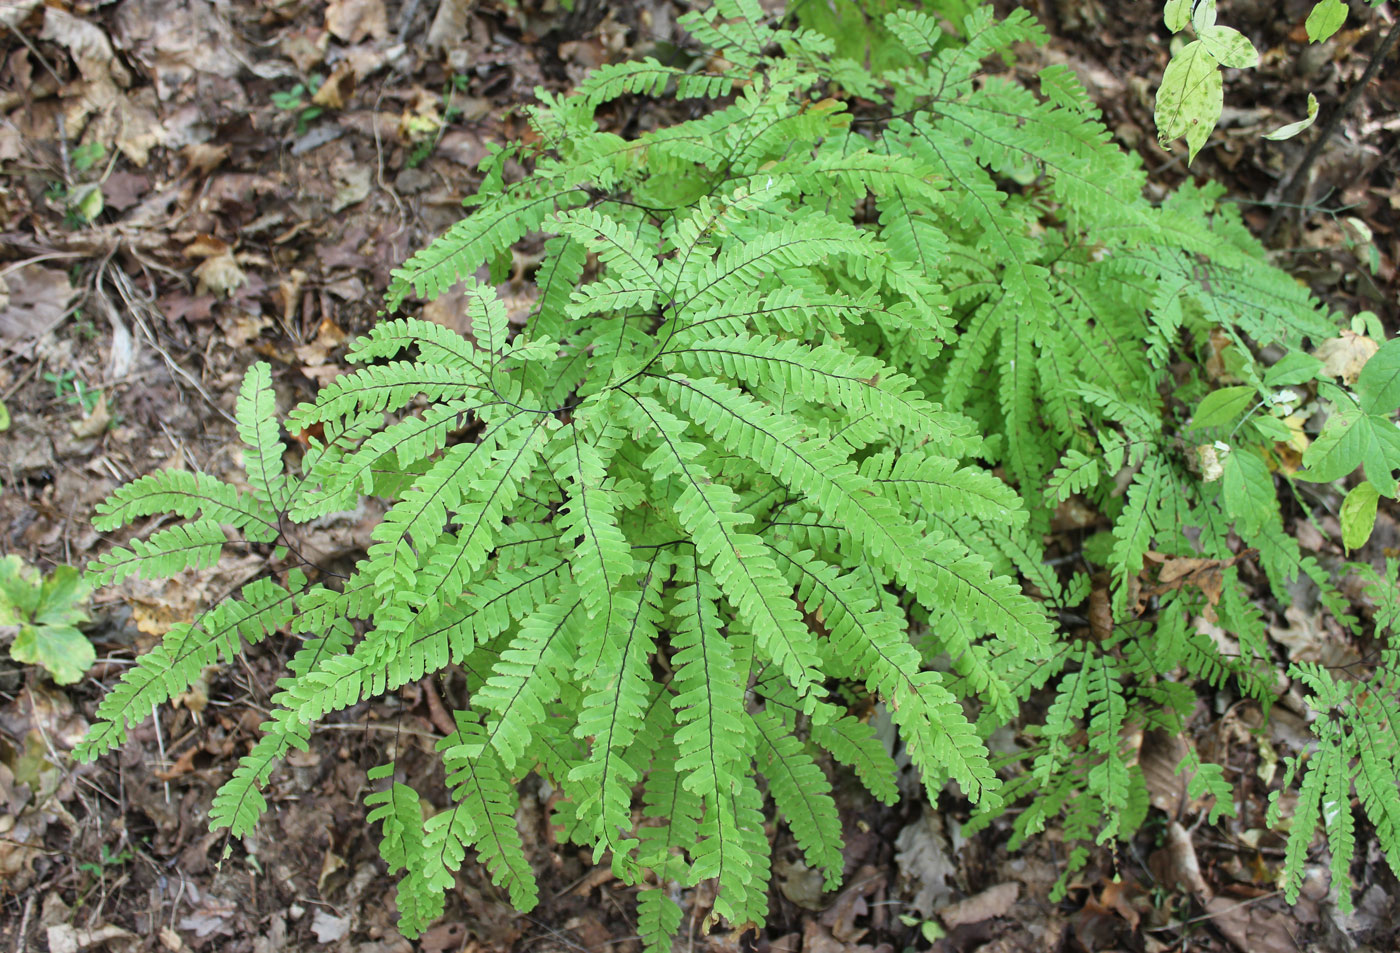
[1356,337,1400,415]
[1299,408,1400,497]
[11,622,95,686]
[1,559,94,685]
[1341,481,1380,552]
[1198,25,1259,69]
[1306,0,1347,43]
[1263,93,1319,141]
[1156,40,1223,164]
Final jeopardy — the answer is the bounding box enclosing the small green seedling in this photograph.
[272,75,326,134]
[43,370,102,414]
[78,843,134,878]
[0,556,95,685]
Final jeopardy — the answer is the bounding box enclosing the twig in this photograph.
[151,703,172,806]
[13,892,34,953]
[1264,13,1400,243]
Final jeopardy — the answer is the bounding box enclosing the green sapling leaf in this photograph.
[1192,0,1218,31]
[1340,481,1380,551]
[1164,0,1192,32]
[1264,350,1323,387]
[1263,93,1319,141]
[1198,25,1260,69]
[0,558,94,685]
[1300,408,1400,497]
[1306,0,1347,43]
[1355,338,1400,415]
[1156,40,1223,163]
[1221,448,1274,536]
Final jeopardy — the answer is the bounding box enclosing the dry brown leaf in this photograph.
[40,7,132,87]
[937,882,1019,929]
[894,811,957,917]
[1137,550,1253,619]
[311,61,356,109]
[1314,329,1378,385]
[325,0,388,44]
[1149,820,1211,901]
[1270,604,1361,669]
[279,269,308,324]
[819,865,883,941]
[1139,730,1191,816]
[1202,896,1300,953]
[46,924,137,953]
[194,253,248,297]
[0,265,75,348]
[183,142,231,175]
[69,391,111,439]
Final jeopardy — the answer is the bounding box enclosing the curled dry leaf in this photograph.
[311,61,356,109]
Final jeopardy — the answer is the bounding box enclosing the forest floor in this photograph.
[0,0,1397,951]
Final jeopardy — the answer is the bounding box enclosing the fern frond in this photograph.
[87,519,228,586]
[424,713,539,911]
[670,561,748,803]
[76,571,306,761]
[812,715,899,806]
[619,390,824,701]
[387,186,587,308]
[92,469,277,542]
[236,362,288,510]
[753,708,844,888]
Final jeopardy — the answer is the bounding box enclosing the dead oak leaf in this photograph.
[325,0,387,44]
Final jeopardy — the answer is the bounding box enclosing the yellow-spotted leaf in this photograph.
[1156,41,1223,164]
[1199,25,1259,69]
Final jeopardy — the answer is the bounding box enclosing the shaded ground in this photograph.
[1,1,1397,951]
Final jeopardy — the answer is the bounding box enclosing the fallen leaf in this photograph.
[182,142,231,176]
[311,61,355,109]
[774,854,827,910]
[419,923,467,953]
[193,253,248,298]
[310,908,350,944]
[46,924,136,953]
[1314,330,1378,385]
[325,0,387,44]
[40,7,132,87]
[1149,820,1210,900]
[894,810,957,917]
[937,881,1018,929]
[70,392,111,439]
[0,266,76,348]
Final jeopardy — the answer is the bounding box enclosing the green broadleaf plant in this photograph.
[77,0,1400,939]
[1,556,95,685]
[1156,0,1260,163]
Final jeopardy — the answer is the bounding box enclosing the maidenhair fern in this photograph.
[78,0,1400,939]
